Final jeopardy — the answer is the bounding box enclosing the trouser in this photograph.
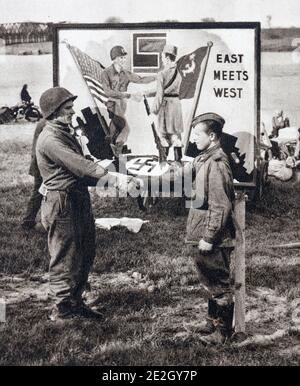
[159,133,182,148]
[41,188,96,305]
[22,174,43,227]
[107,101,129,154]
[189,245,234,333]
[160,134,182,161]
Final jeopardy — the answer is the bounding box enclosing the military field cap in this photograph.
[163,44,178,57]
[110,45,127,60]
[192,112,225,128]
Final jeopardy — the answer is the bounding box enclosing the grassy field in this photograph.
[0,133,299,366]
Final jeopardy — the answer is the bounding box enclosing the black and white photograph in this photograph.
[0,0,299,370]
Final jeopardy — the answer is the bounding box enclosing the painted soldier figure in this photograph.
[100,45,156,156]
[147,44,184,161]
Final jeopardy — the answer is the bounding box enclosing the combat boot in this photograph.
[74,303,104,320]
[49,299,103,322]
[71,298,104,320]
[197,299,218,335]
[195,318,215,335]
[199,301,234,345]
[199,325,226,345]
[48,299,77,322]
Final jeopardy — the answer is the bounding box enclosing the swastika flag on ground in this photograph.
[67,44,108,108]
[177,46,208,99]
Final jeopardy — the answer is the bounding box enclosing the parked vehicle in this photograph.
[10,101,42,122]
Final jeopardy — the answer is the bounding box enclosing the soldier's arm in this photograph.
[150,72,164,114]
[31,120,46,159]
[100,70,131,99]
[148,160,193,188]
[127,72,156,84]
[203,160,233,244]
[43,138,108,180]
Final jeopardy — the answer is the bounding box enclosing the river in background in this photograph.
[0,52,299,136]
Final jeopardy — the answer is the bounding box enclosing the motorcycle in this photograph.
[10,101,42,122]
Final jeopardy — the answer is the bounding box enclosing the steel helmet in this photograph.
[39,87,77,119]
[110,45,127,60]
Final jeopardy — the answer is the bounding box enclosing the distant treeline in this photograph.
[0,22,53,45]
[1,23,299,52]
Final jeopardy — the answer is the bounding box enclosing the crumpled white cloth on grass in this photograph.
[95,217,149,233]
[268,158,293,181]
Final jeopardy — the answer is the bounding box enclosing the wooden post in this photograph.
[234,191,246,333]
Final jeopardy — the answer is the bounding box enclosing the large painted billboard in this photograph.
[53,23,260,187]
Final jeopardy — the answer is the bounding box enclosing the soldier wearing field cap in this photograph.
[36,86,141,321]
[100,45,156,156]
[185,112,236,344]
[155,112,235,344]
[146,44,184,161]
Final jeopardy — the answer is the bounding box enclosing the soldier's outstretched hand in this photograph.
[127,176,144,196]
[114,173,143,196]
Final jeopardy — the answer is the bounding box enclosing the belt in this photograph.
[40,183,87,197]
[164,93,179,98]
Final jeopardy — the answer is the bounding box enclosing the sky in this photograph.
[0,0,300,27]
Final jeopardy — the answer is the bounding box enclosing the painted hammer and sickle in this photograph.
[182,53,196,77]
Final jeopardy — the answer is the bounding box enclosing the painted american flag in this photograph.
[67,44,108,108]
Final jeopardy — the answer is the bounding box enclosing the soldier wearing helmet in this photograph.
[100,45,156,156]
[36,87,141,321]
[146,44,184,162]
